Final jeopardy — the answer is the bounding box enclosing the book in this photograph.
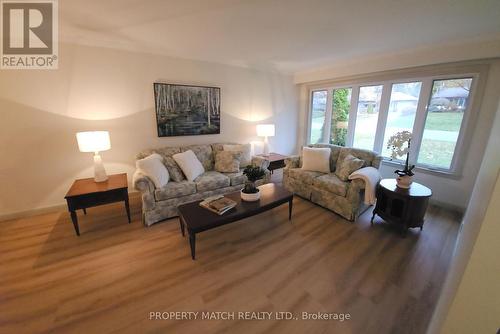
[199,195,237,215]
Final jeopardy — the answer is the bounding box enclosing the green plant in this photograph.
[242,165,266,193]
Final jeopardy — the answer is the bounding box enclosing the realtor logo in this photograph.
[1,0,58,69]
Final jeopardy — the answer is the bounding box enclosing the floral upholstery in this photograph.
[312,174,348,197]
[223,171,247,186]
[335,154,365,181]
[215,151,242,173]
[137,147,185,182]
[135,143,272,226]
[181,145,214,171]
[283,143,381,221]
[195,171,230,192]
[154,181,196,201]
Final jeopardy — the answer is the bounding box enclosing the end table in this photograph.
[64,173,131,236]
[258,153,288,174]
[371,179,432,235]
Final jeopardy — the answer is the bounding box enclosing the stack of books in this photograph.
[199,195,237,215]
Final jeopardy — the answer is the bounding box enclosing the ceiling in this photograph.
[60,0,500,73]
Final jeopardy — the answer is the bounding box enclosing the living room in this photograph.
[1,1,499,333]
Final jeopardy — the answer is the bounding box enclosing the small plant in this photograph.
[387,131,415,177]
[242,165,266,194]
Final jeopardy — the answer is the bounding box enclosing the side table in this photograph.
[258,153,288,174]
[371,178,432,235]
[64,173,131,236]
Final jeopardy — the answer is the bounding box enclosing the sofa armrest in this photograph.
[284,155,300,169]
[345,178,365,202]
[133,170,156,211]
[251,156,270,170]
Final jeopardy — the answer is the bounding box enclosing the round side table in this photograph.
[371,179,432,235]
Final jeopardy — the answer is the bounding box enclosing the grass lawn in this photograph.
[425,112,463,131]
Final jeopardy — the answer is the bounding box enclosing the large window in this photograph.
[307,74,476,173]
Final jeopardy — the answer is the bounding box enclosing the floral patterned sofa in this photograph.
[133,143,270,226]
[283,144,382,221]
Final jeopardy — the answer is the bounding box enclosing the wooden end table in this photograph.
[371,179,432,235]
[258,153,288,174]
[177,183,293,260]
[64,173,131,236]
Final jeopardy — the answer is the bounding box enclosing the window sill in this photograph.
[381,159,462,180]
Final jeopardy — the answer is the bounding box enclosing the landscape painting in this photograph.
[154,83,221,137]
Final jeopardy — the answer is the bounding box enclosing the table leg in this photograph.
[179,217,185,237]
[83,208,87,215]
[370,211,376,226]
[124,196,131,224]
[70,211,80,236]
[288,198,293,221]
[189,232,196,260]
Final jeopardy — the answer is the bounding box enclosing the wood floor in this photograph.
[0,194,460,334]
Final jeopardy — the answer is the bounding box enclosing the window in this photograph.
[353,85,383,150]
[330,88,351,146]
[417,78,472,169]
[307,74,476,173]
[381,82,422,157]
[309,90,327,144]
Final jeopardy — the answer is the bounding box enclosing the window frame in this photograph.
[306,72,480,176]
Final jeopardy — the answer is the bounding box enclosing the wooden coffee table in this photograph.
[177,183,293,260]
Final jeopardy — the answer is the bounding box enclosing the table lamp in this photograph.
[256,124,275,156]
[76,131,111,182]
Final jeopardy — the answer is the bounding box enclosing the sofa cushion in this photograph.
[337,147,378,169]
[307,144,342,171]
[288,168,324,184]
[302,147,331,173]
[223,144,252,167]
[137,147,185,182]
[215,151,242,173]
[181,145,214,171]
[313,174,348,197]
[136,153,169,188]
[335,154,365,181]
[173,150,205,182]
[195,171,230,192]
[154,181,196,201]
[223,171,247,186]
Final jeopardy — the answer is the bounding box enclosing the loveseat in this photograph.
[133,143,270,226]
[283,144,382,221]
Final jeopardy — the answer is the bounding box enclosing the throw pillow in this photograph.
[301,147,331,173]
[136,153,169,188]
[215,151,242,173]
[172,150,205,182]
[335,154,365,181]
[223,144,252,167]
[163,156,185,182]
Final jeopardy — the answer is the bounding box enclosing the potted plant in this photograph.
[387,130,415,189]
[241,165,266,201]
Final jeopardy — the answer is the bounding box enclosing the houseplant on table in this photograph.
[387,130,415,189]
[241,165,266,201]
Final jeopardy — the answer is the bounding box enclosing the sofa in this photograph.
[133,143,271,226]
[283,144,382,221]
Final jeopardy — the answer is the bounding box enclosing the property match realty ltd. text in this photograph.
[149,311,351,322]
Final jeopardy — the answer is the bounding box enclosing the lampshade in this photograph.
[76,131,111,153]
[256,124,275,137]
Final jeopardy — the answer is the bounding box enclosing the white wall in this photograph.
[428,98,500,334]
[0,43,298,218]
[295,57,500,210]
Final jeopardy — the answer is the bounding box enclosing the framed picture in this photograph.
[153,83,221,137]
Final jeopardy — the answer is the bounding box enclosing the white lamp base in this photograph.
[93,153,108,182]
[262,136,270,156]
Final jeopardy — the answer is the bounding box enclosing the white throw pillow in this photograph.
[136,153,169,188]
[172,150,205,181]
[301,147,331,173]
[223,144,252,167]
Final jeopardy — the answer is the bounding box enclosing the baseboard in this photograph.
[429,198,466,216]
[0,190,140,223]
[0,203,68,223]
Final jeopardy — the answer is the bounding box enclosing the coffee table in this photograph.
[177,183,293,259]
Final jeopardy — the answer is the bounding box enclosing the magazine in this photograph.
[199,195,237,215]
